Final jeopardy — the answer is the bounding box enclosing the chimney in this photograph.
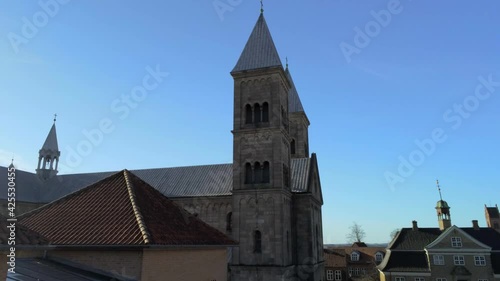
[412,220,418,231]
[472,220,479,230]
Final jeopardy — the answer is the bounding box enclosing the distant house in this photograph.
[11,170,236,281]
[325,243,386,281]
[325,248,347,281]
[378,195,500,281]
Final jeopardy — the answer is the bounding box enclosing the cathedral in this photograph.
[0,11,324,281]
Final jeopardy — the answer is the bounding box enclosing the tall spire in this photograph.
[36,116,61,180]
[231,13,282,73]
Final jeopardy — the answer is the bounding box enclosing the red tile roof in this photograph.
[19,170,236,246]
[0,215,49,246]
[324,248,347,267]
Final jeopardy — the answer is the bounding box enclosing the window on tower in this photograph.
[245,163,252,184]
[226,212,232,231]
[245,104,252,124]
[254,103,261,123]
[254,230,262,253]
[254,162,263,183]
[291,139,296,155]
[262,102,269,122]
[263,162,270,183]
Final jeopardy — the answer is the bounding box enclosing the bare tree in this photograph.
[346,222,366,243]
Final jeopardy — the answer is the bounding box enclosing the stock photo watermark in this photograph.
[213,0,244,21]
[6,163,17,273]
[385,73,500,190]
[7,0,71,54]
[57,65,169,173]
[339,0,411,63]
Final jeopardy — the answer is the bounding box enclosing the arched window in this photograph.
[254,162,262,183]
[254,230,262,253]
[226,212,232,231]
[291,139,296,155]
[263,161,270,183]
[245,163,252,184]
[254,103,261,123]
[262,102,269,122]
[245,104,252,124]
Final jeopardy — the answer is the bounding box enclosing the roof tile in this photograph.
[18,170,236,246]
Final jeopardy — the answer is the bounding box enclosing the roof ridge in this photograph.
[123,170,152,245]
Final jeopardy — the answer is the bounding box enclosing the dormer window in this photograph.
[351,251,360,261]
[375,252,384,262]
[451,237,462,248]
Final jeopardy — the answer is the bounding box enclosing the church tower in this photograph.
[36,116,60,180]
[230,11,295,280]
[435,180,451,230]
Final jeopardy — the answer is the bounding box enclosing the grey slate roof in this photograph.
[286,68,305,113]
[387,228,442,250]
[378,251,430,272]
[232,14,283,73]
[41,123,59,152]
[291,157,310,192]
[0,158,311,204]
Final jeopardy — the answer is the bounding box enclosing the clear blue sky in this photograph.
[1,1,499,243]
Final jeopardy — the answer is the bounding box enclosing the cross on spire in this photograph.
[436,179,443,201]
[53,113,57,123]
[260,0,264,13]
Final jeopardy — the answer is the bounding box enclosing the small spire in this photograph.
[53,113,57,123]
[11,156,14,165]
[260,0,264,14]
[436,179,443,201]
[286,57,288,70]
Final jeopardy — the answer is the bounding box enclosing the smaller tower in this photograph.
[435,180,451,230]
[36,115,60,180]
[485,204,500,232]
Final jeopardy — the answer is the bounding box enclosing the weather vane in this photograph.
[54,113,57,123]
[260,0,264,14]
[436,179,443,201]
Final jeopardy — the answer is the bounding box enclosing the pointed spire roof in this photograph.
[285,67,305,112]
[232,13,283,73]
[41,123,59,152]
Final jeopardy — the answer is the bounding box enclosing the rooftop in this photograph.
[19,170,236,246]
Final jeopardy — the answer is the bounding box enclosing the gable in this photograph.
[308,153,323,204]
[426,225,491,251]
